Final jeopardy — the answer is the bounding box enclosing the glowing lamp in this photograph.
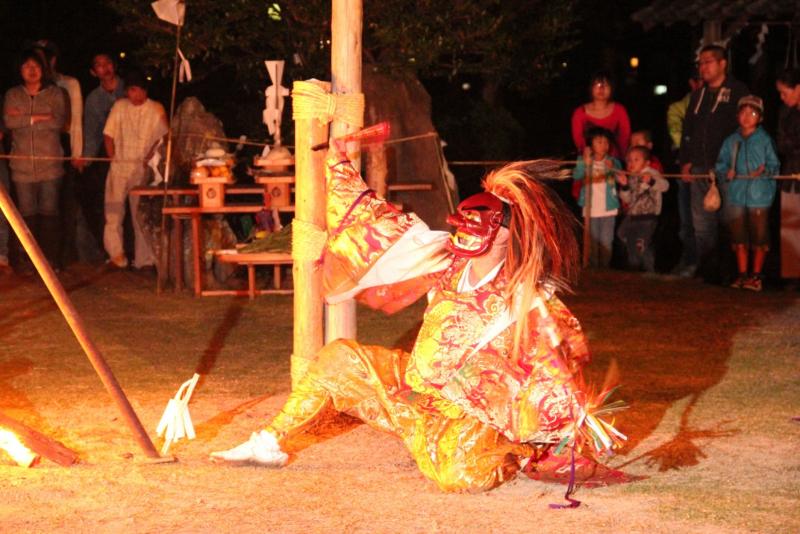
[630,56,639,68]
[653,85,668,96]
[0,428,39,467]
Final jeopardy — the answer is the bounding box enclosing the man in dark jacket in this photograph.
[679,44,749,283]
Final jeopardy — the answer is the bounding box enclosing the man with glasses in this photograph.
[679,44,748,284]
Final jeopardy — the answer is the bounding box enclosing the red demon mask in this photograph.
[446,192,510,257]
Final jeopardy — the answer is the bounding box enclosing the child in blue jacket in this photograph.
[715,95,780,291]
[573,127,622,267]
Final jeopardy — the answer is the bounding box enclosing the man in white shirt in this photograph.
[103,70,168,269]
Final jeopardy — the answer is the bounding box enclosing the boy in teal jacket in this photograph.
[715,95,780,291]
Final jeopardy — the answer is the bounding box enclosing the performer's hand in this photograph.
[680,163,692,183]
[726,168,736,180]
[750,164,765,178]
[327,143,347,163]
[615,172,628,186]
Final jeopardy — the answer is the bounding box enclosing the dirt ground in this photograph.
[0,265,798,533]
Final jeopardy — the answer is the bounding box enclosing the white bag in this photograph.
[703,173,721,212]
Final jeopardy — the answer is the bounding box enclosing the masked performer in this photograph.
[211,153,624,492]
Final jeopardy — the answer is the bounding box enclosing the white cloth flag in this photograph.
[156,373,200,455]
[151,0,185,26]
[263,60,289,145]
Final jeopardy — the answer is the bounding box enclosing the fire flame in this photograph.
[0,428,39,467]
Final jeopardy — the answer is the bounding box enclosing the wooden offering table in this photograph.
[213,250,294,299]
[160,204,295,296]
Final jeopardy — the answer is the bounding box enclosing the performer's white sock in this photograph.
[210,430,288,466]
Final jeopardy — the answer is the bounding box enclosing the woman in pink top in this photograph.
[571,72,631,198]
[572,71,631,157]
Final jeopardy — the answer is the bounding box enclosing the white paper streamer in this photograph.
[148,138,165,186]
[156,373,200,455]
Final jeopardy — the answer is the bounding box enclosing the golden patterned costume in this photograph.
[264,158,610,492]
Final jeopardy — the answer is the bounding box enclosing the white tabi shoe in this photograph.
[210,430,288,467]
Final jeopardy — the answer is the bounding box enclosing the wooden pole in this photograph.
[365,146,388,199]
[703,19,722,46]
[365,104,387,198]
[292,80,329,388]
[157,18,184,294]
[0,183,161,459]
[326,0,363,342]
[582,173,591,268]
[0,412,79,467]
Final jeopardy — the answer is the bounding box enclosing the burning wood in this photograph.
[0,428,39,467]
[0,413,79,467]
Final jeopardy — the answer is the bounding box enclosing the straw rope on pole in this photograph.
[0,181,161,459]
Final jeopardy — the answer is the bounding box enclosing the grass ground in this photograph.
[0,266,798,533]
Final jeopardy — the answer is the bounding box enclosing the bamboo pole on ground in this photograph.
[0,182,161,459]
[326,0,363,342]
[291,80,329,388]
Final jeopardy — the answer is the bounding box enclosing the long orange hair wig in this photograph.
[483,160,580,355]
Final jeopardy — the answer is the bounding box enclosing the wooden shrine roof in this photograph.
[632,0,800,30]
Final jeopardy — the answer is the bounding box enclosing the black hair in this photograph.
[17,49,54,87]
[627,145,651,161]
[777,68,800,89]
[632,129,653,143]
[123,69,149,90]
[91,51,116,69]
[584,126,614,147]
[589,70,614,89]
[33,39,60,61]
[699,44,726,61]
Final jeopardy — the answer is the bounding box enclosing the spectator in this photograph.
[679,44,748,284]
[78,52,126,253]
[102,69,167,269]
[714,96,779,292]
[775,69,800,289]
[667,74,704,152]
[616,146,669,272]
[629,129,664,173]
[571,71,631,199]
[34,41,82,164]
[572,127,622,267]
[3,50,67,270]
[34,39,102,264]
[666,73,703,276]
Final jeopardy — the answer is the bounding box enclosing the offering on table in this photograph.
[191,146,235,208]
[253,145,294,208]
